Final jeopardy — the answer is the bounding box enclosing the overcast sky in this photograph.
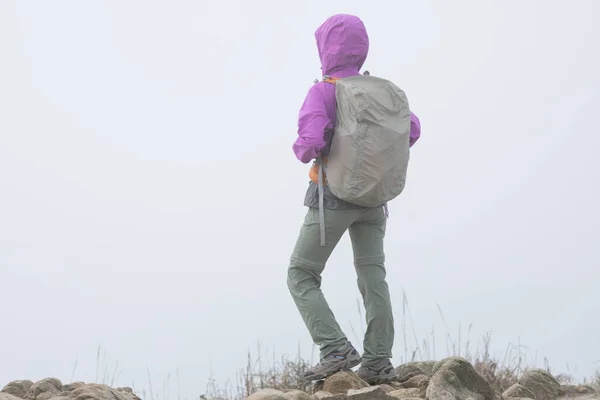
[1,1,599,399]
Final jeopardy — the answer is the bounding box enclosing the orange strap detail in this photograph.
[323,77,340,85]
[309,158,328,184]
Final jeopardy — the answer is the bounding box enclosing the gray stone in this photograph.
[347,386,387,400]
[2,381,34,399]
[387,388,422,399]
[378,385,395,393]
[558,384,599,400]
[322,371,369,395]
[519,369,561,400]
[60,383,85,393]
[395,362,436,383]
[247,389,288,400]
[426,357,495,400]
[64,383,140,400]
[310,392,346,400]
[24,379,62,400]
[1,393,25,400]
[503,383,536,399]
[284,390,312,400]
[402,375,428,389]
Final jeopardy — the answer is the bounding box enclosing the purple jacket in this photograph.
[293,14,421,164]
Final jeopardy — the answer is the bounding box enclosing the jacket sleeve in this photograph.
[292,84,331,164]
[409,112,421,147]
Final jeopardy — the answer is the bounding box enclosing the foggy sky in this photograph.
[1,1,599,399]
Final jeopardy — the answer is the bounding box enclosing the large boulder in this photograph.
[387,388,422,399]
[395,362,436,383]
[62,384,140,400]
[503,383,535,399]
[378,385,395,393]
[322,371,368,395]
[346,386,387,400]
[24,379,63,400]
[559,384,599,400]
[247,389,288,400]
[60,383,85,394]
[283,390,311,400]
[313,381,325,394]
[401,375,429,389]
[518,369,561,400]
[310,392,346,400]
[1,394,25,400]
[426,357,496,400]
[2,381,34,399]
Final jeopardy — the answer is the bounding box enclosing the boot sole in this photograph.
[359,372,398,385]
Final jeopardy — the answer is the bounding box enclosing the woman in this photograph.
[286,14,422,384]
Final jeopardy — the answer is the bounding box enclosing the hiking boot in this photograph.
[357,359,397,385]
[303,341,362,381]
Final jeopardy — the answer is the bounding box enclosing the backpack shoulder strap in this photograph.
[323,77,340,85]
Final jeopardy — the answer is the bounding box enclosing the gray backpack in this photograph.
[316,73,412,245]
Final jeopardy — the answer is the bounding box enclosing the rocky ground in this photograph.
[2,357,598,400]
[247,357,600,400]
[0,378,141,400]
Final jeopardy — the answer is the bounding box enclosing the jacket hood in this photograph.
[315,14,369,77]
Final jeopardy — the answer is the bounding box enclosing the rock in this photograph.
[560,385,597,396]
[284,390,312,400]
[389,398,422,400]
[558,384,599,400]
[64,384,140,400]
[115,387,141,400]
[387,388,422,399]
[417,377,429,398]
[378,385,395,393]
[322,371,369,395]
[313,381,325,394]
[60,383,85,393]
[310,392,346,400]
[347,386,387,400]
[402,375,428,389]
[426,357,495,400]
[519,369,561,400]
[247,389,288,400]
[24,379,63,400]
[1,394,25,400]
[395,362,436,383]
[390,382,408,390]
[2,381,35,399]
[507,398,540,400]
[503,383,536,399]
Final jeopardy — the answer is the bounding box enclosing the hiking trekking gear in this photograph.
[320,74,411,207]
[287,206,394,367]
[312,73,412,246]
[357,358,398,385]
[302,341,362,381]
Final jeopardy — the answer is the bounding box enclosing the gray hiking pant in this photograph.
[287,206,394,367]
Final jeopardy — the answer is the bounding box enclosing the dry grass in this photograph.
[202,293,530,399]
[201,344,312,400]
[468,333,521,393]
[589,370,600,394]
[202,332,531,400]
[209,335,523,399]
[201,292,598,400]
